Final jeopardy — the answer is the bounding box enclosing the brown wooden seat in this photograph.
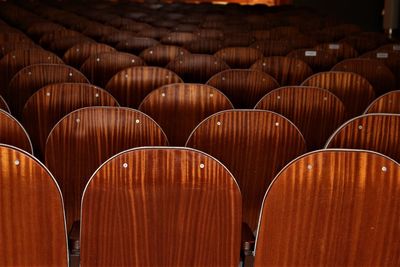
[301,71,375,118]
[287,49,338,72]
[0,41,38,58]
[166,54,230,83]
[254,149,400,267]
[116,37,160,55]
[99,30,136,46]
[314,42,358,61]
[255,86,346,150]
[250,40,293,57]
[62,41,115,68]
[0,109,32,154]
[49,36,95,57]
[186,110,306,231]
[365,90,400,114]
[360,50,400,86]
[251,56,313,86]
[184,39,224,54]
[105,66,183,108]
[325,114,400,162]
[26,21,65,40]
[81,147,241,266]
[22,83,119,159]
[121,21,153,32]
[136,27,170,40]
[6,63,89,118]
[193,28,224,39]
[331,58,396,96]
[340,32,388,54]
[222,33,255,47]
[206,69,279,108]
[139,83,233,146]
[82,24,117,41]
[80,51,145,88]
[139,45,190,67]
[45,107,169,230]
[0,95,10,113]
[289,34,318,50]
[214,47,263,69]
[160,32,198,46]
[39,29,84,49]
[0,144,68,267]
[375,43,400,53]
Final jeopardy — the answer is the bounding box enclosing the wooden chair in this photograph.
[80,51,145,88]
[166,54,229,83]
[45,107,169,230]
[81,147,241,266]
[255,86,346,150]
[331,58,396,96]
[193,28,224,39]
[26,21,65,41]
[251,56,313,86]
[301,71,375,118]
[6,63,89,118]
[184,39,224,54]
[375,43,400,53]
[39,29,83,49]
[0,144,68,267]
[0,109,32,154]
[340,32,388,54]
[186,110,306,231]
[314,42,358,61]
[115,37,160,55]
[105,66,183,109]
[99,30,136,46]
[250,40,293,57]
[0,95,10,113]
[0,41,38,58]
[214,47,263,69]
[206,69,279,108]
[62,41,115,68]
[136,27,170,40]
[365,90,400,114]
[360,50,400,85]
[139,83,233,146]
[254,149,400,267]
[49,36,95,57]
[325,114,400,162]
[287,49,338,72]
[139,45,190,67]
[160,32,198,46]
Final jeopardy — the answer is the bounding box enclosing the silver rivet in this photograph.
[135,119,140,124]
[358,125,363,130]
[47,56,51,60]
[161,92,166,97]
[323,97,328,101]
[76,48,80,52]
[262,62,266,66]
[275,122,279,126]
[46,92,51,96]
[168,36,171,40]
[180,51,184,55]
[123,163,128,168]
[262,78,266,81]
[125,74,129,78]
[131,59,135,63]
[95,93,99,97]
[217,121,222,126]
[199,163,205,169]
[277,95,281,99]
[209,93,214,97]
[307,164,312,170]
[96,57,100,62]
[125,42,129,45]
[214,61,218,65]
[12,55,16,59]
[165,75,169,79]
[14,160,20,166]
[382,166,387,172]
[222,77,226,81]
[76,118,80,123]
[179,60,183,64]
[28,71,32,75]
[149,50,153,54]
[69,72,73,77]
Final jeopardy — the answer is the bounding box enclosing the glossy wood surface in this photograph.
[0,95,10,112]
[50,36,95,56]
[139,45,190,67]
[365,90,400,114]
[251,56,313,86]
[255,86,346,150]
[206,69,279,108]
[116,37,160,55]
[45,107,169,229]
[340,33,388,54]
[186,110,306,230]
[314,42,358,60]
[214,47,263,68]
[62,41,115,68]
[139,83,233,146]
[301,71,375,118]
[287,49,338,72]
[160,31,198,46]
[184,39,224,54]
[360,50,400,85]
[325,114,400,163]
[254,150,400,267]
[0,109,32,154]
[0,145,68,267]
[0,41,38,57]
[250,40,292,57]
[105,66,183,108]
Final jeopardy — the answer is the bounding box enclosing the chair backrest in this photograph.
[81,147,241,266]
[251,56,313,86]
[301,71,375,118]
[49,36,95,56]
[250,40,292,57]
[0,41,38,57]
[80,51,145,87]
[365,90,400,114]
[325,114,400,162]
[340,32,388,54]
[360,50,400,85]
[45,107,169,229]
[375,43,400,53]
[314,42,358,60]
[0,95,10,113]
[166,54,230,83]
[0,144,68,266]
[136,27,170,40]
[115,37,160,55]
[184,39,224,54]
[186,110,306,230]
[63,41,115,68]
[160,31,198,46]
[206,69,279,108]
[214,47,263,68]
[0,109,32,154]
[139,83,233,146]
[287,49,338,72]
[139,45,190,67]
[254,149,400,267]
[255,86,346,150]
[105,66,183,108]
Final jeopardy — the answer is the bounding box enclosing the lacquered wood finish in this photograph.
[365,90,400,114]
[375,43,400,53]
[314,42,358,60]
[214,47,263,68]
[251,56,313,86]
[166,54,230,83]
[105,66,183,108]
[26,22,65,40]
[301,71,375,118]
[0,95,10,113]
[287,49,338,72]
[22,83,119,159]
[255,86,346,150]
[80,51,145,87]
[0,144,68,267]
[0,109,32,154]
[206,69,279,108]
[331,58,396,96]
[7,63,89,117]
[186,110,306,230]
[340,32,388,54]
[160,31,198,46]
[0,41,38,57]
[139,45,190,67]
[45,107,169,229]
[250,40,292,57]
[325,114,400,162]
[81,147,241,267]
[139,83,233,146]
[116,37,160,55]
[184,39,224,54]
[360,50,400,85]
[50,36,95,56]
[254,150,400,266]
[62,42,115,68]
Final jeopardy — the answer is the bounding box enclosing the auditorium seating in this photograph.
[139,44,190,67]
[314,42,358,60]
[0,109,32,154]
[287,48,338,72]
[62,41,115,68]
[214,47,263,69]
[365,90,400,114]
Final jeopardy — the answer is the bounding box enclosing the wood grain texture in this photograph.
[50,36,95,57]
[325,114,400,163]
[22,83,119,160]
[193,29,224,39]
[331,58,396,96]
[139,83,233,146]
[255,86,346,150]
[81,147,241,266]
[375,43,400,53]
[365,90,400,114]
[0,109,32,154]
[214,47,263,69]
[301,71,375,118]
[100,30,136,46]
[0,95,10,113]
[360,50,400,85]
[287,49,338,72]
[136,27,170,40]
[186,110,306,230]
[166,54,230,83]
[0,144,68,267]
[45,107,169,230]
[0,41,38,57]
[139,45,190,67]
[206,69,279,108]
[314,42,358,60]
[251,56,313,86]
[105,66,183,108]
[6,63,89,118]
[39,29,83,49]
[250,40,293,57]
[62,41,115,68]
[160,31,198,46]
[340,32,388,54]
[254,150,400,267]
[116,37,160,55]
[184,39,224,54]
[80,51,145,87]
[26,21,65,40]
